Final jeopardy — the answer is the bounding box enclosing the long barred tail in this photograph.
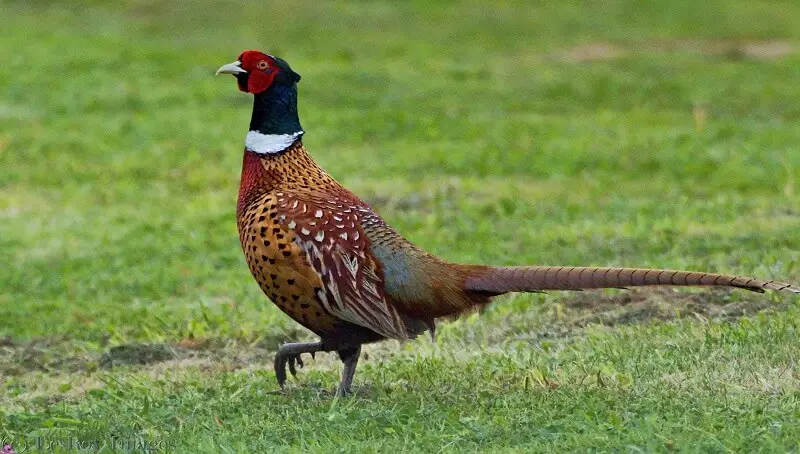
[463,266,800,295]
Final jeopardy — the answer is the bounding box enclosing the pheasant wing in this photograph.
[275,191,414,340]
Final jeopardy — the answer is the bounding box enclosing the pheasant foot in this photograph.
[274,341,326,388]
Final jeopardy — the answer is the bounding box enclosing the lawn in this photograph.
[2,0,800,451]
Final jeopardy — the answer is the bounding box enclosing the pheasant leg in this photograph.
[274,341,326,388]
[336,345,362,396]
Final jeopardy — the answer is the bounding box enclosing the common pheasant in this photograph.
[216,50,800,395]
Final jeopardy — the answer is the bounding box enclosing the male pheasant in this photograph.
[216,50,799,395]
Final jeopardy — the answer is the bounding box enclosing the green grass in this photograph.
[2,0,800,451]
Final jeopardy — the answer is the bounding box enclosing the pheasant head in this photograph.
[216,50,305,155]
[216,50,301,94]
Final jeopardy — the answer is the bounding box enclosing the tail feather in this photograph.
[463,266,800,295]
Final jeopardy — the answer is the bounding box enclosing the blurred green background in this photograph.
[2,0,799,452]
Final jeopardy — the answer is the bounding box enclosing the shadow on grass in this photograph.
[480,288,790,346]
[1,289,788,376]
[0,331,303,377]
[563,287,781,327]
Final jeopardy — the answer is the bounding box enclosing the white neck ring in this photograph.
[245,130,304,154]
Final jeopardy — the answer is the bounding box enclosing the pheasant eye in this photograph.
[257,61,269,70]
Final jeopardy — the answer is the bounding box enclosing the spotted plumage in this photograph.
[238,191,337,334]
[217,50,800,396]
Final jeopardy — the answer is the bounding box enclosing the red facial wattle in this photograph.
[237,50,280,94]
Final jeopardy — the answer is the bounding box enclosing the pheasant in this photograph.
[216,50,799,395]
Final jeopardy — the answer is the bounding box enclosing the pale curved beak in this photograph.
[215,61,247,76]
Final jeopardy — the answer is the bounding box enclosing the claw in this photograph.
[280,353,306,381]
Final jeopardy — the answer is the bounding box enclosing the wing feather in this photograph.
[275,192,413,339]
